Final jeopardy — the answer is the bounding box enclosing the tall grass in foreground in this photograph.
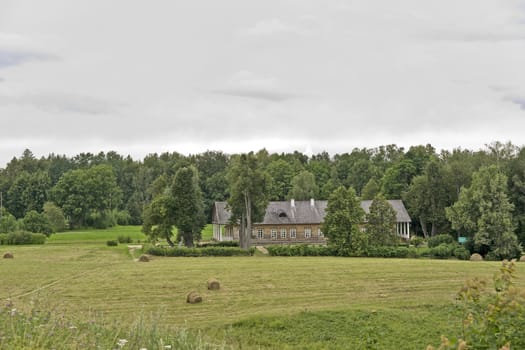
[0,297,227,350]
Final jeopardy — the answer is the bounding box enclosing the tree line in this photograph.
[0,142,524,255]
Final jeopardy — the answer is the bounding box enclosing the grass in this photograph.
[47,225,147,244]
[1,226,523,349]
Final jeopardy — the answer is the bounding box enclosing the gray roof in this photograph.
[212,199,410,225]
[360,199,411,222]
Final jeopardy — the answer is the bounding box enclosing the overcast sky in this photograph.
[1,0,525,167]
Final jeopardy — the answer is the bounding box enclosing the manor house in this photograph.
[211,199,411,245]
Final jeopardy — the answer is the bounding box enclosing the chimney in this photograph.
[310,198,315,207]
[291,199,295,208]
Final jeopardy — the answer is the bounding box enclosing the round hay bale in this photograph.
[186,291,202,304]
[470,253,483,261]
[519,255,525,262]
[138,254,150,262]
[207,278,220,290]
[3,252,13,259]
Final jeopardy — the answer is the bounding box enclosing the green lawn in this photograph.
[1,226,521,349]
[47,225,147,244]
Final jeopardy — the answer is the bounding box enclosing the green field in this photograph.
[1,226,522,349]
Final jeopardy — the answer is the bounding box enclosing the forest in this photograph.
[0,141,524,254]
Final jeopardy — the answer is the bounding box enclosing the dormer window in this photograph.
[278,211,287,218]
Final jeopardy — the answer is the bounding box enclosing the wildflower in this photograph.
[139,348,148,350]
[164,346,172,349]
[117,339,128,348]
[10,308,17,316]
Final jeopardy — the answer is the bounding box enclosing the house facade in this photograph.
[212,198,411,245]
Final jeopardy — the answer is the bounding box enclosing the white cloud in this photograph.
[212,70,296,101]
[242,19,301,37]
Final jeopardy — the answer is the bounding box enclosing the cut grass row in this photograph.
[1,226,523,349]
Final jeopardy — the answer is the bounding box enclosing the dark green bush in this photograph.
[198,241,239,248]
[429,243,455,259]
[117,235,132,243]
[266,245,336,257]
[146,246,255,257]
[453,246,471,260]
[428,234,455,248]
[410,236,425,247]
[30,233,47,244]
[106,240,118,246]
[1,231,46,245]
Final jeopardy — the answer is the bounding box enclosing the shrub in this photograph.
[30,233,47,244]
[427,234,455,248]
[198,241,239,248]
[117,235,132,243]
[3,231,46,245]
[428,260,525,349]
[266,245,336,257]
[410,236,425,247]
[146,246,255,257]
[0,233,7,245]
[106,240,118,246]
[429,243,455,259]
[453,246,471,260]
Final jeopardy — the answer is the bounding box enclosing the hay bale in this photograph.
[470,253,483,261]
[519,255,525,262]
[207,278,220,290]
[138,254,150,262]
[3,252,13,259]
[186,291,202,304]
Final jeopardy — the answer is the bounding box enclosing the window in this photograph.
[271,229,277,239]
[305,227,312,239]
[290,228,297,239]
[280,228,286,239]
[257,228,264,239]
[318,228,323,237]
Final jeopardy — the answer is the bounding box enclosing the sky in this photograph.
[1,0,525,167]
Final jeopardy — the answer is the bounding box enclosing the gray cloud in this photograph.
[505,95,525,110]
[212,88,296,102]
[0,49,57,69]
[212,70,297,102]
[0,92,114,115]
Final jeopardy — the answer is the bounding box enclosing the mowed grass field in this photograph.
[1,226,523,349]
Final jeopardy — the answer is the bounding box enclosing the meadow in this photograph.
[1,226,523,349]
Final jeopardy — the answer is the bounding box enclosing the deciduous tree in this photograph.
[227,153,270,250]
[322,186,366,254]
[288,170,318,200]
[446,165,519,259]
